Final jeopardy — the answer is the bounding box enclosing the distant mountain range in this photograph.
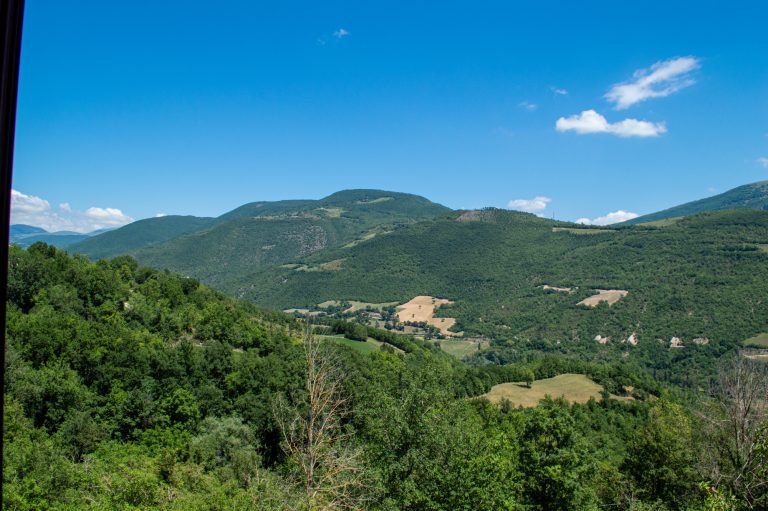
[8,224,114,248]
[12,182,768,375]
[622,180,768,225]
[67,189,450,287]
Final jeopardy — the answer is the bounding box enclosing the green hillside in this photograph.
[7,243,766,510]
[68,215,216,259]
[234,209,768,383]
[70,190,449,275]
[119,190,450,286]
[624,180,768,224]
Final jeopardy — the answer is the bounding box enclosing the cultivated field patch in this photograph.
[397,295,461,336]
[295,258,345,272]
[342,228,392,248]
[552,227,613,235]
[440,339,487,359]
[638,217,683,227]
[482,373,628,408]
[542,284,573,293]
[577,289,628,307]
[744,333,768,348]
[318,334,403,355]
[315,207,344,218]
[355,196,393,204]
[317,300,399,312]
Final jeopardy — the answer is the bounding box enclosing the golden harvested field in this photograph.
[344,300,399,312]
[577,289,628,307]
[483,374,613,407]
[397,295,461,336]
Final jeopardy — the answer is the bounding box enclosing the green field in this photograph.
[482,373,615,408]
[744,332,768,348]
[440,340,482,359]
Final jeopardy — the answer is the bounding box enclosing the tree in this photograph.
[623,398,696,508]
[274,331,367,510]
[700,357,768,506]
[522,368,535,389]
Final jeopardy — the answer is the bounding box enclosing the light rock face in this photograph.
[595,335,610,345]
[670,337,684,348]
[692,337,709,346]
[621,333,639,345]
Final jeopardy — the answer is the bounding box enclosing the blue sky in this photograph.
[10,0,768,231]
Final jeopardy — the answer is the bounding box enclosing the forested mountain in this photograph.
[6,243,766,510]
[623,180,768,225]
[234,209,768,384]
[69,215,216,260]
[70,189,451,287]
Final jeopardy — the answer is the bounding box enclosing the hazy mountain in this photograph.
[9,224,111,248]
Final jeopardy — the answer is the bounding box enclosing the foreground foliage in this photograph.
[4,244,767,510]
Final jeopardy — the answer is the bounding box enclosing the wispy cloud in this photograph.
[551,86,568,96]
[333,28,350,38]
[518,101,537,111]
[556,109,666,138]
[758,157,768,168]
[508,196,551,214]
[576,210,638,226]
[605,56,700,110]
[11,189,133,233]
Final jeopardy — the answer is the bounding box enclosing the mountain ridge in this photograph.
[622,180,768,225]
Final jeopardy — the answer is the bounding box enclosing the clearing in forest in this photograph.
[397,295,461,336]
[577,289,628,307]
[542,285,573,293]
[317,300,399,313]
[440,339,486,359]
[744,333,768,348]
[552,227,613,235]
[482,373,627,407]
[317,334,403,355]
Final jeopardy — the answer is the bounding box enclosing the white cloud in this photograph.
[551,86,568,95]
[519,101,537,111]
[576,210,639,226]
[758,157,768,168]
[155,213,168,217]
[10,189,133,233]
[333,28,350,38]
[605,56,700,110]
[508,196,551,214]
[556,109,666,138]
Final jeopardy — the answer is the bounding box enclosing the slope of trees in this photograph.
[4,244,767,510]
